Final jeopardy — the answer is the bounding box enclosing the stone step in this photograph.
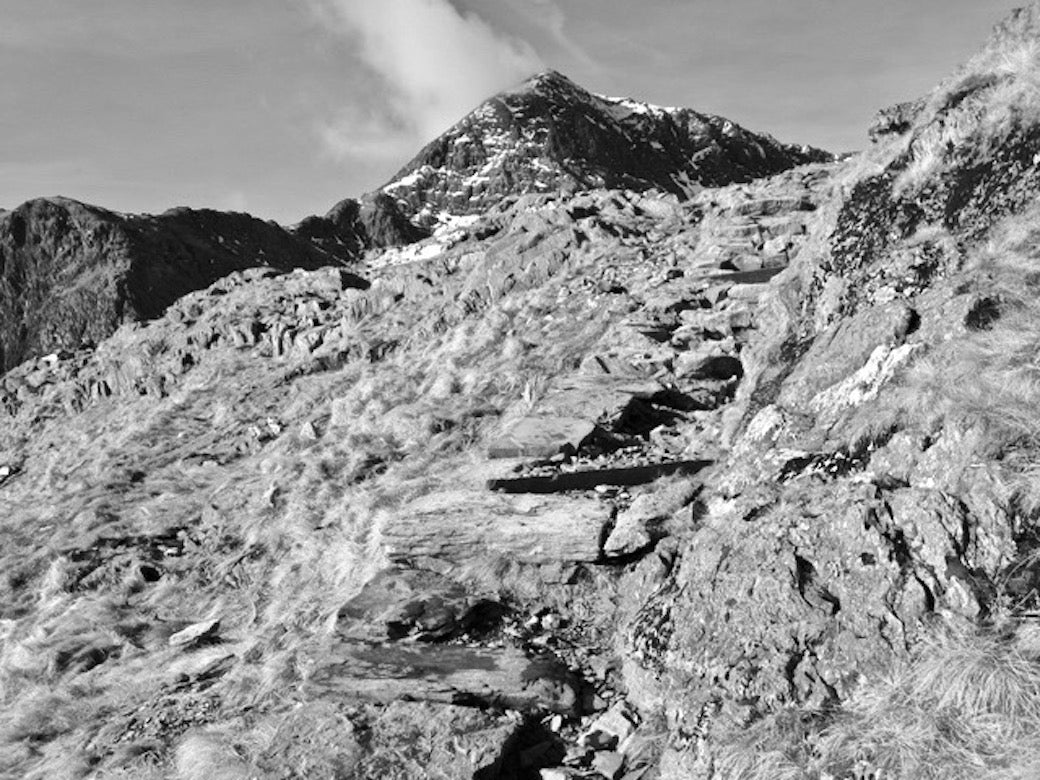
[383,491,610,566]
[305,641,580,715]
[727,196,814,217]
[487,375,661,459]
[487,459,711,494]
[487,415,596,459]
[710,267,785,285]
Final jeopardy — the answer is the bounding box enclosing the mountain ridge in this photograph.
[0,72,826,376]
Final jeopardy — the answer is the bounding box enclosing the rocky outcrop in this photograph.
[867,98,925,142]
[0,197,364,372]
[381,70,832,228]
[291,191,429,259]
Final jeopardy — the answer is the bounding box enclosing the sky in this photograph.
[0,0,1027,223]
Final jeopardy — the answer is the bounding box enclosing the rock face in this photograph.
[0,197,363,372]
[381,70,832,228]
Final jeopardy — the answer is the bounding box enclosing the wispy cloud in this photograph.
[304,0,543,165]
[523,0,598,69]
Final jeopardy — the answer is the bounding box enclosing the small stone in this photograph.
[564,744,593,766]
[541,612,563,631]
[300,421,319,441]
[581,703,637,750]
[168,619,221,648]
[593,751,625,780]
[548,714,564,733]
[540,770,573,780]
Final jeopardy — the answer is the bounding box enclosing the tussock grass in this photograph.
[818,625,1040,780]
[712,709,819,780]
[892,37,1040,195]
[712,623,1040,780]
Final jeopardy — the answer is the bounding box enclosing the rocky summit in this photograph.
[380,70,832,229]
[6,6,1040,780]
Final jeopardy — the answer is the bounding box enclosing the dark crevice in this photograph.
[965,297,1001,330]
[9,214,27,247]
[475,717,567,780]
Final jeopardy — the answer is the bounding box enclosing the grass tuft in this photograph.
[711,623,1040,779]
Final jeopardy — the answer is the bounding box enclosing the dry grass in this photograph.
[817,625,1040,780]
[712,709,819,780]
[711,623,1040,780]
[845,208,1040,510]
[893,38,1040,195]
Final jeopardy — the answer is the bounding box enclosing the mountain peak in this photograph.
[516,69,584,94]
[379,73,831,229]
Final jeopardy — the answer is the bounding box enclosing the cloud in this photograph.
[524,0,597,69]
[305,0,543,164]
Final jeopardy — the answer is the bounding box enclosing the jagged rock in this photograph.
[291,192,428,258]
[251,699,525,780]
[868,99,925,142]
[604,479,700,558]
[581,702,638,750]
[776,301,917,409]
[487,375,661,458]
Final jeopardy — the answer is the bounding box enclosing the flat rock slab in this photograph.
[487,375,661,459]
[337,568,503,642]
[383,491,609,564]
[306,641,579,715]
[487,460,711,494]
[487,415,596,459]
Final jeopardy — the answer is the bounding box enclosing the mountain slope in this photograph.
[633,5,1040,775]
[380,70,832,227]
[9,7,1040,780]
